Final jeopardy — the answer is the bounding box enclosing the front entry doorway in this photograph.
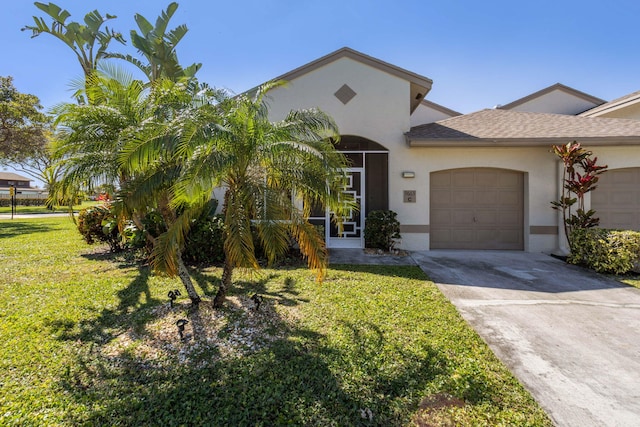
[306,135,389,249]
[327,168,364,248]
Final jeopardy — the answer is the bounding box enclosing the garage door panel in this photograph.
[431,189,451,205]
[498,190,521,205]
[611,170,637,184]
[432,209,454,224]
[474,191,498,204]
[610,191,640,205]
[476,172,499,187]
[499,171,522,187]
[592,168,640,231]
[430,168,524,250]
[452,172,475,186]
[611,212,636,224]
[453,191,475,204]
[591,192,607,204]
[475,210,498,225]
[431,172,451,187]
[452,210,474,223]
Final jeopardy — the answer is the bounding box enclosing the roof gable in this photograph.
[498,83,605,114]
[580,90,640,118]
[267,47,433,113]
[410,99,461,126]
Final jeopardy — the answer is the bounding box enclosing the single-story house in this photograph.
[0,172,45,197]
[251,47,640,254]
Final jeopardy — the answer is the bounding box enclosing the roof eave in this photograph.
[580,94,640,117]
[405,136,640,147]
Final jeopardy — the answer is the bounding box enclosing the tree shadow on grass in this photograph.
[188,267,221,298]
[48,267,486,425]
[0,220,59,239]
[47,265,159,344]
[58,299,450,426]
[232,272,310,307]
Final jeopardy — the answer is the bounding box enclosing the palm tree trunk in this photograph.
[213,257,233,308]
[157,192,201,306]
[214,189,233,308]
[177,252,201,306]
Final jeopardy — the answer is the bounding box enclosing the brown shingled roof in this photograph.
[405,109,640,147]
[0,172,31,181]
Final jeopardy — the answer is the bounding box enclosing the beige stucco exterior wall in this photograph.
[410,103,457,126]
[390,146,560,252]
[265,57,410,144]
[506,90,599,115]
[586,145,640,171]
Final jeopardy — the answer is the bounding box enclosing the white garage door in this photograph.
[591,167,640,230]
[430,168,524,250]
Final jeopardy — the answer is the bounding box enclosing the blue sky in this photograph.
[2,1,640,114]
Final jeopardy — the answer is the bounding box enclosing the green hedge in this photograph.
[569,228,640,274]
[0,197,47,207]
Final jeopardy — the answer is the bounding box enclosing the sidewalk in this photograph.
[0,212,73,219]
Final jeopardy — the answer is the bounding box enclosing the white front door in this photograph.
[327,168,364,248]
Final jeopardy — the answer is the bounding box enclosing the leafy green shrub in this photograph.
[77,205,122,252]
[568,228,640,274]
[364,210,401,251]
[183,214,226,264]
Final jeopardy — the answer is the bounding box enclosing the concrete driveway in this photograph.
[411,250,640,427]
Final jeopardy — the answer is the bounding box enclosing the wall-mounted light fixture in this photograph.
[402,171,415,178]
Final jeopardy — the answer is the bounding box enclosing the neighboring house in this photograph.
[0,172,45,197]
[497,83,605,115]
[579,90,640,120]
[252,47,640,253]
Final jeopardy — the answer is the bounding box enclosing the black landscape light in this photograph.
[176,319,189,339]
[250,293,263,311]
[168,289,181,307]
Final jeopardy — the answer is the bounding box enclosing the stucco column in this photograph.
[555,159,570,255]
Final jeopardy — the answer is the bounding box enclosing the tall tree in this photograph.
[0,76,49,163]
[53,72,213,305]
[3,132,59,192]
[160,82,354,307]
[51,67,147,196]
[116,78,225,305]
[22,2,125,82]
[106,2,201,82]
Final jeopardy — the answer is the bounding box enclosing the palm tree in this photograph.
[116,78,223,305]
[165,81,354,307]
[51,66,147,196]
[53,72,210,305]
[106,2,201,82]
[22,2,125,83]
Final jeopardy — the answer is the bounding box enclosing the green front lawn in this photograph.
[0,217,551,426]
